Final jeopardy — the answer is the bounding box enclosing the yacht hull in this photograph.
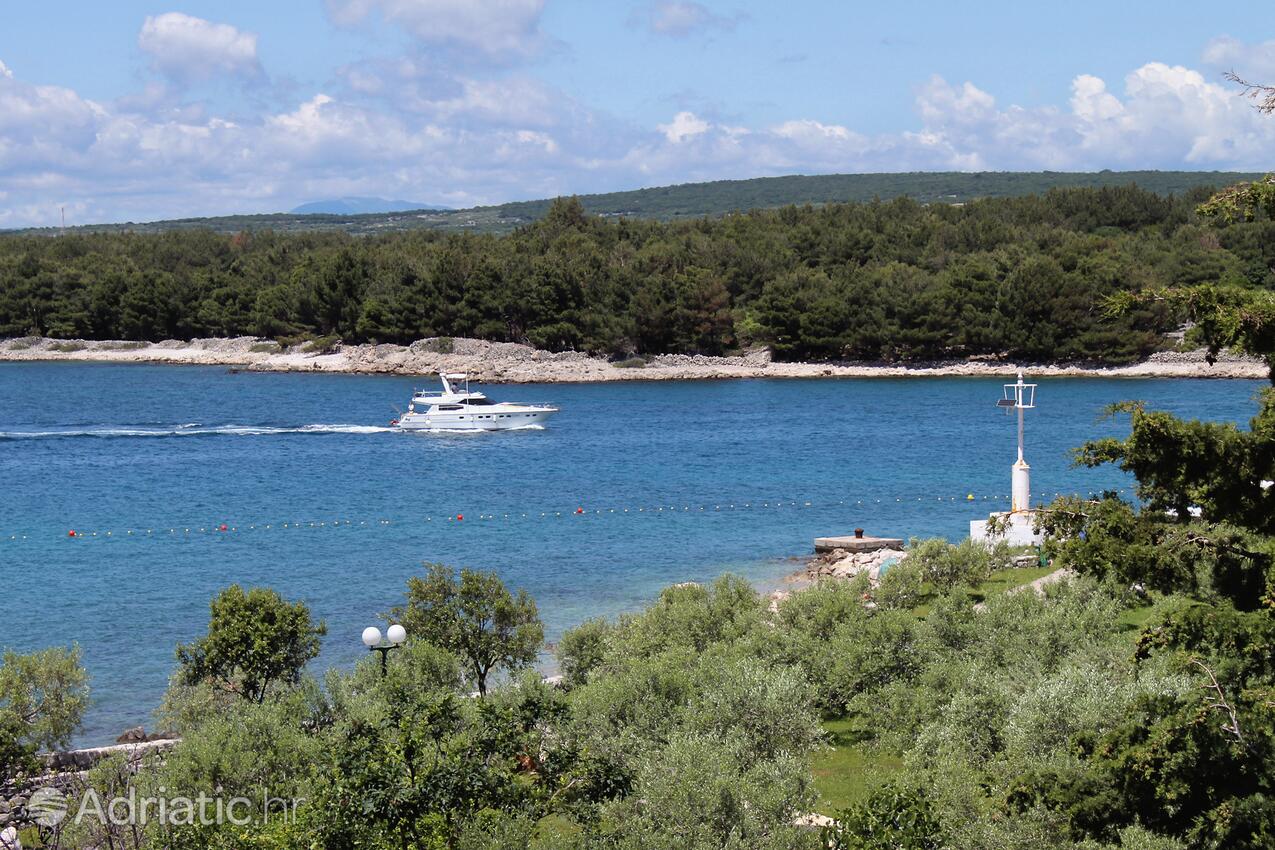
[396,407,557,432]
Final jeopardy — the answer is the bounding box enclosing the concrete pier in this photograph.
[814,534,903,554]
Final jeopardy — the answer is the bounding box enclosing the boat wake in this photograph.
[0,424,397,440]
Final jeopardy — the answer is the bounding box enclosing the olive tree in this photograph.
[390,564,543,696]
[176,584,326,703]
[0,646,88,782]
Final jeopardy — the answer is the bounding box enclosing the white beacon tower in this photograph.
[972,371,1042,545]
[997,371,1036,512]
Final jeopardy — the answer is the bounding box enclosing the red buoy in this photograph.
[575,507,584,514]
[456,513,464,521]
[218,524,228,532]
[68,530,77,538]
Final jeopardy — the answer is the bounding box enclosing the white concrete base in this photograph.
[970,510,1043,547]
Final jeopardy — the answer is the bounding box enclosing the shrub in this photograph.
[876,559,925,609]
[906,537,1005,591]
[556,617,613,687]
[826,784,943,850]
[301,334,340,354]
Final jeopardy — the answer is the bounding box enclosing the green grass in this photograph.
[909,563,1055,617]
[811,717,903,815]
[965,566,1055,602]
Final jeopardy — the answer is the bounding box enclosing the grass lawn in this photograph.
[810,717,904,815]
[965,566,1055,601]
[910,563,1055,617]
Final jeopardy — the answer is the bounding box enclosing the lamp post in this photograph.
[361,623,407,677]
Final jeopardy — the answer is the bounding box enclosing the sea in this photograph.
[0,362,1265,744]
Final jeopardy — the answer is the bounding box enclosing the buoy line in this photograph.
[2,488,1127,545]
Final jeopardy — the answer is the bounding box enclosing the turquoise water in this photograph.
[0,363,1264,743]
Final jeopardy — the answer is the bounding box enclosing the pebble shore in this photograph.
[0,336,1266,381]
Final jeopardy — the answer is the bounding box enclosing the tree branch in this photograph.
[1191,657,1245,745]
[1225,71,1275,114]
[1180,532,1268,564]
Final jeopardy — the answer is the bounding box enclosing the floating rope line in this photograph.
[1,488,1127,544]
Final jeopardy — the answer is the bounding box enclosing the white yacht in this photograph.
[393,373,558,432]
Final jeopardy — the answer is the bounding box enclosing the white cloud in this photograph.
[138,13,262,83]
[658,110,710,142]
[325,0,547,62]
[3,48,1275,229]
[1203,35,1275,81]
[0,59,12,79]
[1070,74,1123,122]
[638,1,740,38]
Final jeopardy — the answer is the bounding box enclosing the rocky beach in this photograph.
[0,336,1266,381]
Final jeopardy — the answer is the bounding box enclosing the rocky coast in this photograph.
[0,336,1267,381]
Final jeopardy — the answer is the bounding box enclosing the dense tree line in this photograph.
[2,186,1274,363]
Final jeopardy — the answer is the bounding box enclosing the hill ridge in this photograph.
[8,169,1264,237]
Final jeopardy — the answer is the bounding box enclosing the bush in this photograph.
[301,334,340,354]
[906,537,1007,591]
[876,559,925,610]
[826,784,943,850]
[419,336,455,354]
[556,617,612,687]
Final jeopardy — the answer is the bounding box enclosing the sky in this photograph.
[1,1,1274,227]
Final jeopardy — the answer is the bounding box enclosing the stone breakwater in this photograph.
[0,336,1267,382]
[1,736,179,833]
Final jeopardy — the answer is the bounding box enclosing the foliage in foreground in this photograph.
[5,527,1275,849]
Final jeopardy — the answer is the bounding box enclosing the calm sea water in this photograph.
[0,363,1265,744]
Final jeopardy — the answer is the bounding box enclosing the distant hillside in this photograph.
[10,170,1266,237]
[290,197,449,215]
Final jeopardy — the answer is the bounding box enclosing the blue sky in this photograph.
[1,1,1273,226]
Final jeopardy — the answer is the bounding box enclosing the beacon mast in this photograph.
[997,371,1036,513]
[972,371,1042,546]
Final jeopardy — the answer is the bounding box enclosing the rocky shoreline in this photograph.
[0,336,1267,381]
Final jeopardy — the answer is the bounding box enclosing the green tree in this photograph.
[0,646,88,782]
[390,564,544,696]
[176,585,326,703]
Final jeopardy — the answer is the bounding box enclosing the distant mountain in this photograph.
[290,197,450,215]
